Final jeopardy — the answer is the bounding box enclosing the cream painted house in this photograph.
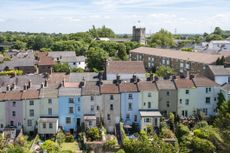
[174,78,197,117]
[22,90,40,134]
[38,87,59,137]
[81,81,103,128]
[0,95,6,131]
[137,81,161,130]
[100,82,120,133]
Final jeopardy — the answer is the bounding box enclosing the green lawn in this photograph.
[61,142,79,152]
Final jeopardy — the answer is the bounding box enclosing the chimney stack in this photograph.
[6,85,10,91]
[44,79,48,87]
[149,73,154,81]
[41,83,44,88]
[28,80,31,89]
[115,75,121,85]
[23,83,27,90]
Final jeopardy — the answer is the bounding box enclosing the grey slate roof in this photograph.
[0,74,45,92]
[81,81,100,96]
[48,51,76,59]
[209,65,230,76]
[59,87,81,96]
[0,58,36,71]
[39,87,58,98]
[69,73,98,82]
[221,83,230,92]
[156,80,176,90]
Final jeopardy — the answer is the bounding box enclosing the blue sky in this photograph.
[0,0,229,34]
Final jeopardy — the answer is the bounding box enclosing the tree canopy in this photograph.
[149,29,175,48]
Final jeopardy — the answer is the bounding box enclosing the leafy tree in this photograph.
[217,92,226,110]
[56,130,65,146]
[89,25,116,38]
[191,136,216,153]
[40,47,52,52]
[12,40,27,50]
[117,43,128,60]
[5,145,24,153]
[41,140,60,153]
[213,27,224,35]
[86,47,108,71]
[123,130,177,153]
[86,127,100,141]
[155,66,175,78]
[69,32,93,43]
[214,100,230,144]
[149,29,175,48]
[0,134,6,151]
[176,123,190,142]
[30,35,53,50]
[205,34,223,42]
[53,63,70,73]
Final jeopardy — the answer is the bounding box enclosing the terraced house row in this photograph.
[0,72,220,137]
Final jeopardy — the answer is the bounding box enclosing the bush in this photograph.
[86,128,100,141]
[181,48,193,52]
[160,128,175,138]
[191,137,216,153]
[176,123,190,139]
[53,63,70,73]
[104,138,117,151]
[194,121,208,129]
[0,70,23,76]
[71,67,84,73]
[65,133,74,142]
[116,149,125,153]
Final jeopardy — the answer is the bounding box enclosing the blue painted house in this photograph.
[119,82,140,126]
[58,84,82,133]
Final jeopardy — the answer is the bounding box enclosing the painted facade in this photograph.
[58,95,82,132]
[120,92,139,125]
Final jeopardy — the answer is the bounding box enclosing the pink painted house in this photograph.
[4,91,23,129]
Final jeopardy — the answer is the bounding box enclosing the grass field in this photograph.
[61,142,79,152]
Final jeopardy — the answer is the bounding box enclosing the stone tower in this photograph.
[132,26,146,45]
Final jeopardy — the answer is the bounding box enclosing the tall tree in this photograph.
[149,29,175,48]
[86,47,109,71]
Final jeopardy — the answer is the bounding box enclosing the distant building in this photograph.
[130,47,229,76]
[132,26,146,44]
[48,51,86,69]
[105,61,146,80]
[207,65,230,85]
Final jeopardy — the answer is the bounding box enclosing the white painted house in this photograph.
[192,77,219,116]
[48,51,86,69]
[208,40,230,51]
[174,78,197,117]
[208,65,230,85]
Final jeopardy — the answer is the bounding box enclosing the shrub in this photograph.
[71,67,84,73]
[0,70,23,76]
[86,128,100,141]
[194,121,208,129]
[65,133,74,142]
[104,138,117,151]
[191,136,216,153]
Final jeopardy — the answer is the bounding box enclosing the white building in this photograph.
[192,77,219,116]
[174,77,219,117]
[208,65,230,85]
[48,51,86,69]
[208,40,230,51]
